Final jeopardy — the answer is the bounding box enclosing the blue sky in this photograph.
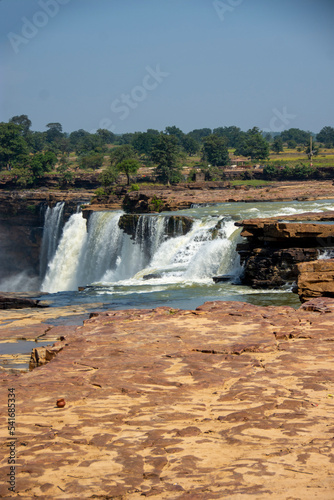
[0,0,333,134]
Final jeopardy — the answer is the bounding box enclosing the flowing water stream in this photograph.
[36,198,334,311]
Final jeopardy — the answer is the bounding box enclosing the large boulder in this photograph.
[296,259,334,302]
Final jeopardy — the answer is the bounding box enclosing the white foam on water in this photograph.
[42,213,87,292]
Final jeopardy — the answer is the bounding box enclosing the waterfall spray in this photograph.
[39,202,65,279]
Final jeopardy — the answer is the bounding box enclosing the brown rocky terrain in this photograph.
[296,259,334,302]
[1,298,334,499]
[88,180,334,213]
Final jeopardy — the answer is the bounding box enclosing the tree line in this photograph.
[0,114,333,187]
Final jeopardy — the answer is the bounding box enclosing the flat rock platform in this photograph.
[1,298,334,499]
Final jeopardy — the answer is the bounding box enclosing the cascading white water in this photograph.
[41,213,87,292]
[145,217,240,282]
[41,210,241,293]
[39,202,65,278]
[76,211,123,285]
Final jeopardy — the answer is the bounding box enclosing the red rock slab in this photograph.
[297,259,334,302]
[0,299,334,498]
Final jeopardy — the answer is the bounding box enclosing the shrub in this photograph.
[149,195,164,212]
[94,187,107,198]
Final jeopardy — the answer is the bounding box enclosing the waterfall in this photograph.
[40,202,65,278]
[76,211,123,285]
[41,213,87,293]
[41,211,241,293]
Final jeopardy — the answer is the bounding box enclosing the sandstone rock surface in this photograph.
[296,258,334,302]
[1,299,334,498]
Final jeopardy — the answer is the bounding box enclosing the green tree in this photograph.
[118,133,135,145]
[26,131,46,153]
[150,134,182,185]
[58,157,74,187]
[69,129,90,148]
[131,131,159,156]
[316,126,334,147]
[287,139,297,149]
[110,145,136,166]
[29,152,56,178]
[212,126,242,148]
[118,158,141,185]
[100,165,119,188]
[280,128,310,145]
[79,152,104,170]
[96,128,116,144]
[262,164,279,180]
[181,135,200,156]
[165,125,185,144]
[75,134,104,156]
[271,136,284,154]
[188,128,212,143]
[234,127,269,160]
[0,122,28,170]
[12,151,56,187]
[9,114,32,136]
[202,134,230,166]
[46,122,63,143]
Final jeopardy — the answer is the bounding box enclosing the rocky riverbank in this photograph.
[88,180,334,213]
[236,211,334,289]
[0,298,333,498]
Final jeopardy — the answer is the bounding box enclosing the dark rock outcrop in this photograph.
[118,213,193,240]
[0,293,46,309]
[236,214,334,288]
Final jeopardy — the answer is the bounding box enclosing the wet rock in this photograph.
[118,213,193,240]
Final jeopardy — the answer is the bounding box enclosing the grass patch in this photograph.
[230,179,272,187]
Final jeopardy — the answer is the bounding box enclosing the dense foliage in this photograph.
[0,115,332,188]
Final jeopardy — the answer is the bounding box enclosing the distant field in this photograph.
[230,179,271,187]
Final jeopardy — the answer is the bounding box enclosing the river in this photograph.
[31,198,334,312]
